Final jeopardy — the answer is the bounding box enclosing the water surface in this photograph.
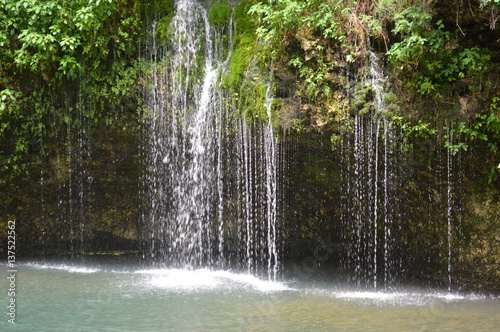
[1,258,499,331]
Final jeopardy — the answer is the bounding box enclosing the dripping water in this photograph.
[142,0,280,276]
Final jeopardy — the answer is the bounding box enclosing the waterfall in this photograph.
[264,81,279,280]
[337,50,470,289]
[447,125,453,290]
[142,0,280,277]
[445,123,463,290]
[341,51,399,289]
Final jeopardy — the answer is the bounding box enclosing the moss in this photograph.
[228,0,258,90]
[383,92,396,103]
[145,0,174,17]
[242,83,268,123]
[359,103,371,116]
[152,0,176,45]
[352,81,375,112]
[208,1,231,28]
[154,13,175,45]
[226,0,272,126]
[387,102,398,114]
[255,84,269,120]
[270,99,282,123]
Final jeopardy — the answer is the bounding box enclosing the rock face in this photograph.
[0,123,142,256]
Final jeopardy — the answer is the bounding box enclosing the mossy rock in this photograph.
[149,0,176,45]
[228,0,257,89]
[155,13,175,45]
[242,83,268,123]
[208,1,231,28]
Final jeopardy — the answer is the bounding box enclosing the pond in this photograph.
[1,257,499,331]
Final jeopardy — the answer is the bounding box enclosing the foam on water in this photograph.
[136,268,289,292]
[16,261,495,305]
[336,291,404,300]
[310,288,493,307]
[212,270,289,292]
[432,292,489,301]
[24,262,100,274]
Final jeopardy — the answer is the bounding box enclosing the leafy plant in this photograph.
[457,97,500,152]
[387,6,491,99]
[249,0,380,105]
[0,0,141,178]
[402,119,437,139]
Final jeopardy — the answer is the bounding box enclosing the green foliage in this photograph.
[402,119,437,139]
[444,138,469,155]
[0,0,141,178]
[387,6,491,98]
[457,97,500,150]
[0,0,139,81]
[249,0,362,47]
[249,0,354,59]
[440,97,500,184]
[292,57,337,101]
[480,0,500,6]
[330,133,342,150]
[0,89,52,176]
[376,0,421,19]
[228,0,257,89]
[249,0,380,109]
[208,1,231,28]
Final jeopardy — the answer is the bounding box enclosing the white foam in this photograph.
[319,289,490,307]
[144,269,220,290]
[136,268,290,292]
[25,262,100,274]
[432,292,487,301]
[211,270,290,292]
[335,291,403,300]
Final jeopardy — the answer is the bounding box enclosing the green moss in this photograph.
[256,84,267,99]
[145,0,175,18]
[241,83,269,123]
[352,81,375,112]
[225,1,277,127]
[228,0,257,90]
[387,103,398,114]
[383,111,394,119]
[155,14,175,45]
[208,1,231,28]
[152,0,176,45]
[243,106,255,123]
[359,103,371,116]
[383,92,396,103]
[270,99,281,123]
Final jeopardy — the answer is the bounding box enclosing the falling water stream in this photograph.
[340,51,401,289]
[142,0,279,275]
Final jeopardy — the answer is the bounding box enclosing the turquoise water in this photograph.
[1,258,499,331]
